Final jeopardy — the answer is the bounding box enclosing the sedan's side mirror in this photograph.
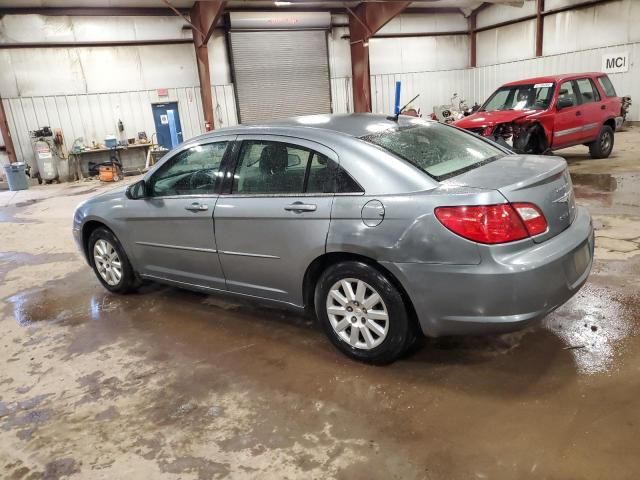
[557,98,574,110]
[126,179,147,200]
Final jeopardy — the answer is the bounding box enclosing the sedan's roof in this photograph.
[197,114,430,141]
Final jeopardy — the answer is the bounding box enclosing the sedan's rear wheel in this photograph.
[326,278,390,350]
[88,227,138,294]
[315,261,412,364]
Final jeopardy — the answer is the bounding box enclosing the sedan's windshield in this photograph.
[361,122,504,181]
[481,82,555,111]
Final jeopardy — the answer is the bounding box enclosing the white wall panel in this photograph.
[330,77,353,114]
[378,13,467,35]
[0,14,191,44]
[477,0,536,29]
[207,31,232,85]
[543,0,632,56]
[477,19,536,66]
[0,44,200,97]
[328,26,352,79]
[370,35,469,75]
[2,84,238,164]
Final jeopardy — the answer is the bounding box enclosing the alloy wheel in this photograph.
[93,239,122,286]
[601,131,612,153]
[326,278,389,350]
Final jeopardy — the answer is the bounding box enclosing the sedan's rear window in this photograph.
[361,122,504,181]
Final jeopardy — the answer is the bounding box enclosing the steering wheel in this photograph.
[189,169,214,192]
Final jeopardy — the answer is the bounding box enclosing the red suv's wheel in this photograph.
[589,125,614,159]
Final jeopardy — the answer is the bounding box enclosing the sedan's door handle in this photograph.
[284,202,317,213]
[185,202,208,212]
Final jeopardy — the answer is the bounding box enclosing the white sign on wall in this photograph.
[602,52,629,74]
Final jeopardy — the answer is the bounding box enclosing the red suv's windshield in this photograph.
[481,82,556,112]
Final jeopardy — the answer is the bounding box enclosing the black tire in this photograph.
[88,227,138,294]
[589,125,614,159]
[314,261,412,365]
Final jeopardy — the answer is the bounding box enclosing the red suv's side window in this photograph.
[575,78,601,103]
[597,75,618,97]
[558,81,579,107]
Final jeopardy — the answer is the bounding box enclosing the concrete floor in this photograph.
[1,128,639,480]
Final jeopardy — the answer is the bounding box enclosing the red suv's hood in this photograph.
[453,109,541,129]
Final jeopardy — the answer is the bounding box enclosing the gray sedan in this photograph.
[73,114,594,364]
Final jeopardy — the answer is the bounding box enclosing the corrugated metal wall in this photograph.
[3,85,237,164]
[330,77,353,114]
[371,42,640,120]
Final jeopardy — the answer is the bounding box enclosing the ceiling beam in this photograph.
[0,7,188,16]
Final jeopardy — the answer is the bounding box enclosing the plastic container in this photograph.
[104,135,118,149]
[99,165,120,182]
[3,162,29,191]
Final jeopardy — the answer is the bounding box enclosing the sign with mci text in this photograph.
[602,52,629,74]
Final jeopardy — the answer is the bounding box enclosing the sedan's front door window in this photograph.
[149,142,228,197]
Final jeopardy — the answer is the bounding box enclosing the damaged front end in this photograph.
[484,121,548,155]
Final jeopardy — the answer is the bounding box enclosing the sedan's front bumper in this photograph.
[383,206,594,337]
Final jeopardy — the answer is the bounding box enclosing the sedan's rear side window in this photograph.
[233,140,362,195]
[361,123,504,181]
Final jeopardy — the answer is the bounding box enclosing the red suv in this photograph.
[454,73,622,158]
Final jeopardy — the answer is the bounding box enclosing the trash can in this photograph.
[3,162,29,191]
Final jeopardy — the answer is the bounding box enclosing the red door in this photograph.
[553,80,586,148]
[573,78,604,143]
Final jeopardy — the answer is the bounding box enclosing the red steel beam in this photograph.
[190,1,226,131]
[0,97,17,164]
[349,1,410,113]
[536,0,544,57]
[469,11,477,68]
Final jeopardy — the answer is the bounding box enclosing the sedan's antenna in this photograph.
[393,94,420,121]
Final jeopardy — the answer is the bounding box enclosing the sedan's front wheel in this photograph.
[88,227,138,294]
[314,261,412,365]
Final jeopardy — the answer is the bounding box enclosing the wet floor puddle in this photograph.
[571,171,640,209]
[4,267,639,381]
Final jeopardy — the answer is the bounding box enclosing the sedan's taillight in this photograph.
[434,203,548,244]
[511,203,548,236]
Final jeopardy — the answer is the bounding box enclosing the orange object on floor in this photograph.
[99,165,120,182]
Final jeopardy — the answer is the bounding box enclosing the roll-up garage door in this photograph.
[230,30,331,124]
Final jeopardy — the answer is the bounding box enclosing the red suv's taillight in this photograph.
[434,203,547,244]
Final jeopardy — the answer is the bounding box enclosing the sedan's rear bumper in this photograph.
[383,206,594,337]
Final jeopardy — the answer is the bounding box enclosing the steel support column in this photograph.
[469,11,477,68]
[190,1,225,131]
[0,97,17,164]
[348,2,410,113]
[536,0,544,57]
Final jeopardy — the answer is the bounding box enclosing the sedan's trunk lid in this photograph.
[441,155,576,243]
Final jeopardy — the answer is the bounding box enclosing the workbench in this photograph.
[69,144,151,178]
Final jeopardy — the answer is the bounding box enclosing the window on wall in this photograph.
[149,142,228,197]
[597,76,618,97]
[232,140,362,195]
[558,81,578,108]
[575,78,601,103]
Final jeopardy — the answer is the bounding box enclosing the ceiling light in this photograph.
[274,1,292,5]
